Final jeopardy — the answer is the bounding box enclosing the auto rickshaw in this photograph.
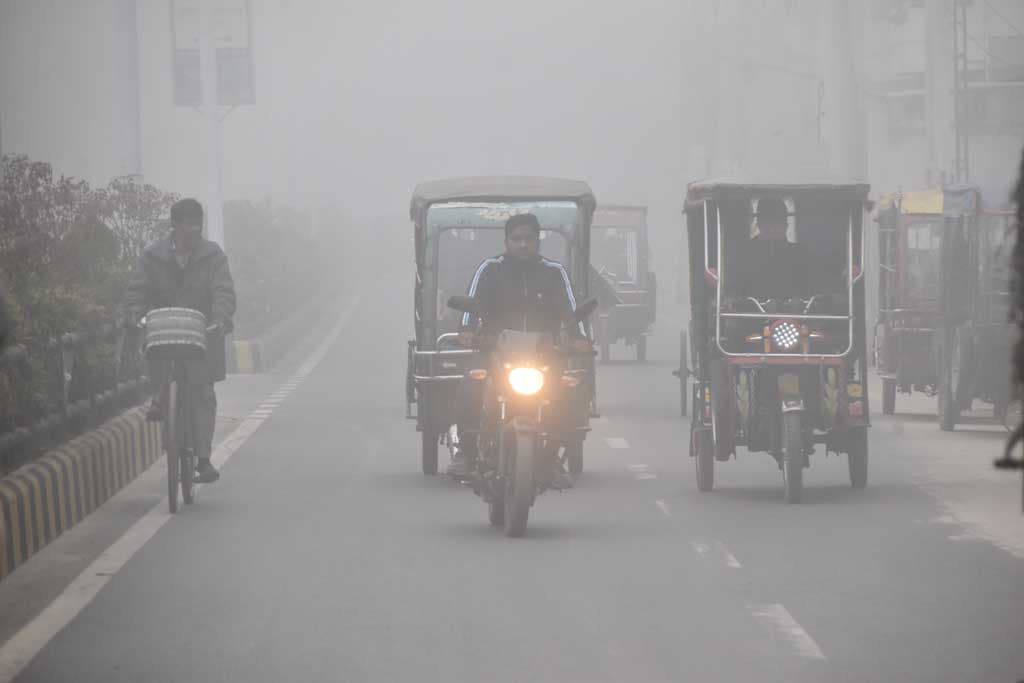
[874,186,1011,429]
[406,176,598,475]
[681,179,872,503]
[590,205,657,362]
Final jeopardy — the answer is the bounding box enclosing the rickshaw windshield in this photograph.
[425,201,578,338]
[904,219,942,304]
[591,227,639,284]
[717,196,852,302]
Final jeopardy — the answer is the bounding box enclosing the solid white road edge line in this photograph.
[0,292,361,683]
[747,603,826,661]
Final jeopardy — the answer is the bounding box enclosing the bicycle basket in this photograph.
[144,308,208,361]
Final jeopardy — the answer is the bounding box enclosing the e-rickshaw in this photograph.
[406,176,598,475]
[875,186,1012,429]
[590,205,657,362]
[682,180,872,503]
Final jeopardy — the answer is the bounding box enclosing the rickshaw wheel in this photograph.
[677,329,689,417]
[882,379,896,416]
[693,428,714,492]
[488,501,505,526]
[636,335,647,363]
[939,330,963,431]
[421,430,439,475]
[847,427,868,489]
[782,412,803,504]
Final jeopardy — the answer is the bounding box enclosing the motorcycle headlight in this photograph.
[508,367,545,396]
[771,320,801,350]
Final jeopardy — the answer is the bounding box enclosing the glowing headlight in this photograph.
[508,367,545,395]
[771,321,801,350]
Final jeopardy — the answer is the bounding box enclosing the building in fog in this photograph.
[0,0,280,205]
[864,0,1024,203]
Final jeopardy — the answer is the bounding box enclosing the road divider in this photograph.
[0,408,160,580]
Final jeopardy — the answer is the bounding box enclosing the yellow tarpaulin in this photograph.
[899,190,944,215]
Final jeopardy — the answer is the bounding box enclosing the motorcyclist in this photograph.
[448,213,592,483]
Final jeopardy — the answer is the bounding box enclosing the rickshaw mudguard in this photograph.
[777,372,804,413]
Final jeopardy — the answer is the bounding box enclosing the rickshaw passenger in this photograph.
[449,213,592,482]
[735,197,808,300]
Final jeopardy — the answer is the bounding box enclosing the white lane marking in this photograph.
[605,437,630,449]
[691,541,711,559]
[748,604,826,661]
[628,464,657,480]
[655,500,671,518]
[0,293,362,683]
[717,541,742,569]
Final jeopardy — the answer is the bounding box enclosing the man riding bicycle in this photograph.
[125,198,236,484]
[449,213,592,482]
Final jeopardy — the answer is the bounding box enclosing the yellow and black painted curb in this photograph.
[228,339,265,374]
[0,408,161,580]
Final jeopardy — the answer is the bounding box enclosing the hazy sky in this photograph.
[264,1,687,254]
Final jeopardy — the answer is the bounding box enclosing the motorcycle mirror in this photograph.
[447,296,479,315]
[574,298,599,322]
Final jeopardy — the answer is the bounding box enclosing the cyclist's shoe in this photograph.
[196,459,220,483]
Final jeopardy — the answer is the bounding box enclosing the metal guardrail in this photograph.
[0,322,148,471]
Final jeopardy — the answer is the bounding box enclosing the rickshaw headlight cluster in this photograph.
[508,367,545,396]
[771,321,801,350]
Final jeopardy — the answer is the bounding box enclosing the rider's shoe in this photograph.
[196,458,220,483]
[446,450,473,479]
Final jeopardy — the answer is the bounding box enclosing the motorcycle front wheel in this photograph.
[503,427,536,537]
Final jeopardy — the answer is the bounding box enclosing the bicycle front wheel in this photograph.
[166,379,180,513]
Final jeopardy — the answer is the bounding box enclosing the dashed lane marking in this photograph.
[748,603,826,661]
[605,437,630,449]
[655,500,671,517]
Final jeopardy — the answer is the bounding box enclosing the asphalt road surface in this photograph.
[4,268,1024,683]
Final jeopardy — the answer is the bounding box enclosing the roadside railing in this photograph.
[0,323,148,473]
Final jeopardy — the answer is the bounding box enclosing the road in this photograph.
[3,267,1024,683]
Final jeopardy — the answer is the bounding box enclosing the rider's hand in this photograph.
[206,322,224,337]
[570,338,594,353]
[457,330,478,348]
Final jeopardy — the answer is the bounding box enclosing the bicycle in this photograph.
[141,308,216,513]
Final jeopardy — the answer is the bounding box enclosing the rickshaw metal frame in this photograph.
[704,198,862,360]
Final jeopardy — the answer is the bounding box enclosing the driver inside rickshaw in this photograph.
[448,213,592,482]
[734,196,809,301]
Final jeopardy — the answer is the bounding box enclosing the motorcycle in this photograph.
[447,295,598,537]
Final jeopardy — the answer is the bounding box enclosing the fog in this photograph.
[2,2,1024,681]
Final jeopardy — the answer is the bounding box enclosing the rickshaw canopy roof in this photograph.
[410,176,597,222]
[592,205,647,229]
[685,178,870,208]
[876,185,979,217]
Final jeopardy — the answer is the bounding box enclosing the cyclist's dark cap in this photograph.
[505,213,542,237]
[170,198,204,227]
